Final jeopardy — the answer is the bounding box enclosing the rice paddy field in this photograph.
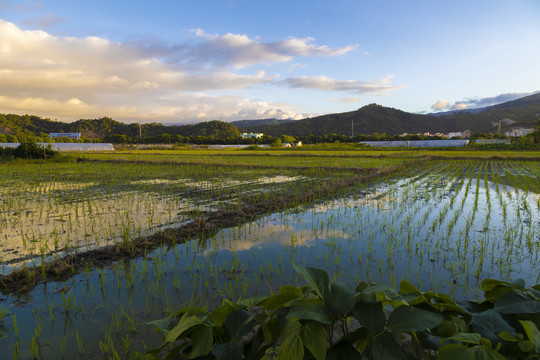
[0,148,539,359]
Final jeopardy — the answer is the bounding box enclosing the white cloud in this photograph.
[280,75,402,95]
[431,99,450,110]
[431,91,540,112]
[0,20,323,122]
[184,29,356,69]
[330,97,363,103]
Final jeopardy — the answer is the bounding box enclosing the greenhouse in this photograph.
[0,143,115,151]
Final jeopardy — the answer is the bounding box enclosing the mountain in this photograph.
[433,92,540,133]
[240,104,487,137]
[230,118,294,129]
[1,93,539,139]
[242,93,540,137]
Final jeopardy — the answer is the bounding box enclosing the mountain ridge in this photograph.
[1,93,539,139]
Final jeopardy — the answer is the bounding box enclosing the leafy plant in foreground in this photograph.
[132,266,540,359]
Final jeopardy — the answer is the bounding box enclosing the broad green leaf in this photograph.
[294,264,329,300]
[261,292,302,310]
[498,331,518,342]
[356,281,369,292]
[399,280,422,295]
[174,307,209,318]
[278,329,304,360]
[387,305,443,333]
[518,340,534,352]
[146,316,176,333]
[474,346,506,360]
[372,332,405,360]
[212,341,243,360]
[325,281,355,317]
[225,309,251,339]
[533,284,540,291]
[300,322,327,360]
[494,289,540,314]
[438,344,475,360]
[184,325,213,359]
[437,320,457,337]
[470,309,516,344]
[238,296,266,308]
[448,332,481,345]
[481,279,525,292]
[165,314,202,343]
[279,285,304,297]
[287,301,333,325]
[210,303,238,328]
[519,320,540,353]
[353,301,386,335]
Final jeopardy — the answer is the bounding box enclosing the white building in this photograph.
[447,132,463,139]
[504,128,534,137]
[50,132,81,140]
[240,133,263,139]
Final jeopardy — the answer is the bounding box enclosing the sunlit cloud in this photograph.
[280,75,402,95]
[1,19,326,122]
[180,29,356,69]
[431,91,540,112]
[330,97,363,103]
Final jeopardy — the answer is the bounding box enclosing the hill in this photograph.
[241,104,489,137]
[242,93,540,137]
[230,118,294,128]
[0,114,239,141]
[433,92,540,133]
[1,92,539,140]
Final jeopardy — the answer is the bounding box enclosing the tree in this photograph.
[5,134,17,143]
[280,135,296,143]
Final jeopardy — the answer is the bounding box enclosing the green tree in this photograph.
[280,135,296,143]
[5,134,17,143]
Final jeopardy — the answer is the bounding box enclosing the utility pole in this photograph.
[139,120,142,142]
[351,119,354,138]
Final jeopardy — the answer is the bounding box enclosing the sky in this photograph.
[1,0,540,124]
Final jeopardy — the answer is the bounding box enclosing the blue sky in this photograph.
[1,0,539,123]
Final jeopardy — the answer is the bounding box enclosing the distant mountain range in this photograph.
[239,92,540,137]
[1,93,539,139]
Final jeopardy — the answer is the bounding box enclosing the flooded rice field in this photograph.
[0,159,538,358]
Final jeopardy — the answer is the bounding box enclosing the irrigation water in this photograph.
[0,159,538,358]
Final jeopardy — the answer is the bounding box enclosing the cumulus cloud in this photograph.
[176,29,356,69]
[280,75,401,95]
[431,100,450,110]
[431,91,540,112]
[1,19,330,122]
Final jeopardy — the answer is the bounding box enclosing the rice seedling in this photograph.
[0,152,538,358]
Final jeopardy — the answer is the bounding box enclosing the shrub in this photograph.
[13,139,57,159]
[135,266,540,359]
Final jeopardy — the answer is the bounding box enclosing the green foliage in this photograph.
[142,267,540,359]
[0,139,58,159]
